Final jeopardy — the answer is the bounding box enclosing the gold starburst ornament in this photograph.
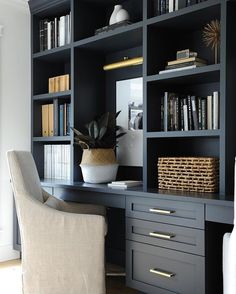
[202,19,220,64]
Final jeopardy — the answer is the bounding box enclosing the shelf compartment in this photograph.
[33,136,71,142]
[146,64,220,85]
[147,0,220,30]
[145,130,221,138]
[145,136,220,189]
[33,45,71,62]
[74,0,143,42]
[74,21,143,53]
[33,90,71,101]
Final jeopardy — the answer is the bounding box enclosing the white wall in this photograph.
[0,0,30,261]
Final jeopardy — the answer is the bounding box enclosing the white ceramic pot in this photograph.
[80,164,119,184]
[109,5,122,25]
[116,8,130,23]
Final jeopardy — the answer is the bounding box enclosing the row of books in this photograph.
[154,0,207,15]
[42,102,71,137]
[161,91,219,131]
[159,56,207,74]
[49,74,70,93]
[39,13,71,51]
[44,145,70,180]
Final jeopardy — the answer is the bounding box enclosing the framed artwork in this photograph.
[116,77,143,167]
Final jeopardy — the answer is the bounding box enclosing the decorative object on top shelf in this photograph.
[103,56,143,71]
[159,49,207,74]
[202,19,221,64]
[71,112,126,184]
[109,5,130,25]
[158,157,219,193]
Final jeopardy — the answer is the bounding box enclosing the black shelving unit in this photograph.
[29,0,236,198]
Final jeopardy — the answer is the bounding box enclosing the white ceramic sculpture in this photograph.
[109,5,130,25]
[109,5,122,25]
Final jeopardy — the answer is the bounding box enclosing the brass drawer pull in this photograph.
[150,268,175,278]
[149,232,175,239]
[149,208,175,215]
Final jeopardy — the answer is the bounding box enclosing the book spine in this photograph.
[187,95,193,130]
[39,20,44,51]
[165,61,205,70]
[183,98,188,131]
[59,16,65,46]
[169,95,174,131]
[159,65,197,74]
[44,145,47,179]
[48,103,54,136]
[213,91,219,130]
[59,104,64,136]
[48,77,55,93]
[51,20,55,49]
[59,75,66,92]
[66,103,71,136]
[207,95,213,130]
[53,99,59,136]
[164,92,168,132]
[161,96,164,131]
[191,96,199,130]
[48,145,52,179]
[54,17,58,48]
[43,20,48,51]
[47,21,51,50]
[154,0,161,15]
[64,103,67,136]
[180,98,184,131]
[197,97,202,130]
[201,98,207,130]
[42,104,49,137]
[54,76,60,92]
[160,0,166,14]
[169,0,174,12]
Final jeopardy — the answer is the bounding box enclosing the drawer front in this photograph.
[126,197,204,229]
[126,241,205,294]
[126,218,204,256]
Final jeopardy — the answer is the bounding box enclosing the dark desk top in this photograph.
[41,179,234,208]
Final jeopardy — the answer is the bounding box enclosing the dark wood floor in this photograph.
[106,277,140,294]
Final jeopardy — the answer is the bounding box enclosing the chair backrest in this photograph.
[7,150,44,203]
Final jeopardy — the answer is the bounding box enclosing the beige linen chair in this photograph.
[7,150,106,294]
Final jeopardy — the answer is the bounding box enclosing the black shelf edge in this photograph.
[33,44,71,59]
[147,0,220,26]
[33,90,71,101]
[74,21,143,51]
[33,136,71,142]
[145,130,221,139]
[145,64,220,84]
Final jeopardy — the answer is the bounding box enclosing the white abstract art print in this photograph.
[116,77,143,167]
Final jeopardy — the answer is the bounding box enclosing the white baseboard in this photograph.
[0,245,20,262]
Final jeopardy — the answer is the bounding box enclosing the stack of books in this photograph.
[41,102,71,137]
[159,49,207,74]
[39,13,71,51]
[48,74,70,93]
[154,0,207,15]
[161,91,219,131]
[44,145,70,180]
[108,180,142,189]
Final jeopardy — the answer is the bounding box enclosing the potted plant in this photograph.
[71,111,126,184]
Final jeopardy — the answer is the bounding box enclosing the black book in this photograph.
[197,97,202,130]
[43,20,48,51]
[173,96,180,131]
[187,95,193,130]
[201,98,207,130]
[180,98,184,131]
[191,96,199,130]
[169,95,174,131]
[153,0,161,16]
[39,20,45,52]
[160,0,167,14]
[161,96,164,131]
[53,99,59,136]
[186,0,197,6]
[164,92,168,132]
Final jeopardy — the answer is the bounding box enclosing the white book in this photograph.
[183,104,189,131]
[54,145,60,179]
[213,91,219,130]
[44,145,48,179]
[169,0,174,12]
[51,145,55,179]
[159,65,199,74]
[108,184,127,189]
[65,14,70,44]
[59,16,65,46]
[207,95,213,130]
[47,21,51,50]
[68,12,71,44]
[108,181,142,188]
[175,0,186,10]
[48,145,52,179]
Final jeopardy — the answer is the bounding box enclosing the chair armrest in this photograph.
[17,194,106,294]
[60,200,106,216]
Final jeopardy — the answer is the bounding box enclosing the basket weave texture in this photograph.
[158,157,219,193]
[81,148,117,165]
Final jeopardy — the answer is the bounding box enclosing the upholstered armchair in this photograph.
[7,150,107,294]
[223,159,236,294]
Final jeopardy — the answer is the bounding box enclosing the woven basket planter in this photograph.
[80,148,118,184]
[158,157,219,193]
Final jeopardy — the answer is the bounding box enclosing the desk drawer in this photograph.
[126,218,204,256]
[126,197,204,229]
[126,241,205,294]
